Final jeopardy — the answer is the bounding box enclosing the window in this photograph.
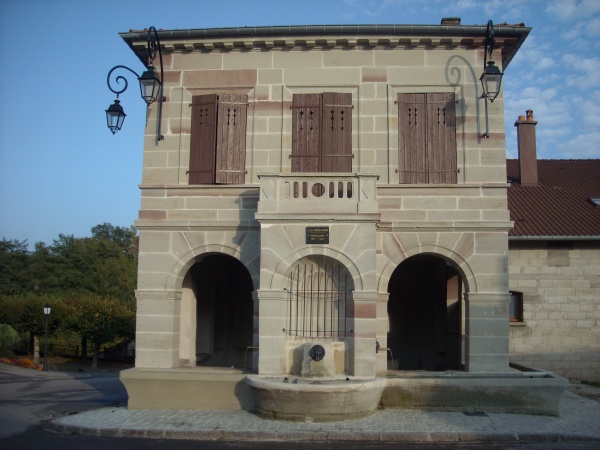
[397,92,457,184]
[509,291,523,322]
[291,92,353,172]
[188,93,248,184]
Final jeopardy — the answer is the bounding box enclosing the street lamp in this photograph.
[480,20,504,138]
[105,26,164,141]
[43,303,51,372]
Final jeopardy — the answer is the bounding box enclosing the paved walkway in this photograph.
[50,389,600,442]
[4,363,598,442]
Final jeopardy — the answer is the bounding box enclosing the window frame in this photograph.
[509,290,524,323]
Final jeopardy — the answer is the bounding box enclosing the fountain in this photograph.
[246,343,567,421]
[246,342,385,422]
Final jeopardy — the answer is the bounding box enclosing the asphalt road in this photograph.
[0,368,127,439]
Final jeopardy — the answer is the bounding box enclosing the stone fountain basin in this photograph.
[246,375,386,422]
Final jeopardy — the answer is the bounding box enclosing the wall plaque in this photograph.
[306,226,329,244]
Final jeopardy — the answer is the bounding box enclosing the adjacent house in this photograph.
[507,112,600,380]
[112,19,571,416]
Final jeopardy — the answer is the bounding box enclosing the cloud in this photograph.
[556,131,600,158]
[450,0,531,20]
[546,0,600,21]
[561,54,600,89]
[587,16,600,36]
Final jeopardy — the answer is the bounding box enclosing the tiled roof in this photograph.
[507,159,600,238]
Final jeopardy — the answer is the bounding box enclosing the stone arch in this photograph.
[167,244,260,292]
[378,243,476,295]
[179,252,255,369]
[268,245,364,292]
[386,253,464,371]
[284,254,354,339]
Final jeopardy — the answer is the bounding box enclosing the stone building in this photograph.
[507,113,600,381]
[114,19,568,416]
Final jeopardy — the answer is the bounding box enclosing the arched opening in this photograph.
[181,254,254,368]
[285,255,354,339]
[387,254,462,371]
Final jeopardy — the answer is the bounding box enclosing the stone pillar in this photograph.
[256,289,288,375]
[464,292,511,372]
[375,292,390,374]
[135,290,182,368]
[350,290,379,377]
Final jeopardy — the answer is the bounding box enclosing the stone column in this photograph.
[134,290,182,368]
[375,292,390,374]
[256,289,288,375]
[464,292,511,372]
[350,290,379,377]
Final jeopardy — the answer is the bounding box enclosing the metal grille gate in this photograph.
[286,262,350,338]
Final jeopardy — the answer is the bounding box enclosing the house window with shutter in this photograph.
[291,92,353,173]
[188,93,248,184]
[397,92,457,184]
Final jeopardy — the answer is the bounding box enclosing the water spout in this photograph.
[376,341,394,370]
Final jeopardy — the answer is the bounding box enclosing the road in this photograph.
[0,364,126,439]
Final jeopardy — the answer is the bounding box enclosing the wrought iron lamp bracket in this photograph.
[480,20,504,139]
[105,26,164,142]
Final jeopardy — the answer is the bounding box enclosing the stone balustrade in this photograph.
[257,173,379,215]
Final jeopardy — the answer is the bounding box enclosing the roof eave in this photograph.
[119,23,530,69]
[509,235,600,241]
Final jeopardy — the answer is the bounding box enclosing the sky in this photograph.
[0,0,599,247]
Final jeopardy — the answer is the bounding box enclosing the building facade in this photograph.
[114,20,570,412]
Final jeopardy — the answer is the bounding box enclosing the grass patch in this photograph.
[582,380,600,388]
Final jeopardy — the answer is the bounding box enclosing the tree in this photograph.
[29,242,60,293]
[0,324,20,356]
[0,239,30,295]
[50,225,138,302]
[0,293,62,363]
[63,295,135,369]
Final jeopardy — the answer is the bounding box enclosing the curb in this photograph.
[48,417,600,443]
[47,424,600,443]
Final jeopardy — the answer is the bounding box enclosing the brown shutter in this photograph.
[321,92,353,172]
[215,94,248,184]
[291,94,321,172]
[427,93,457,184]
[397,93,427,183]
[189,94,218,184]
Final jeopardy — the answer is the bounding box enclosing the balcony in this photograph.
[256,173,379,217]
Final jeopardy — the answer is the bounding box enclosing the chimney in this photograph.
[441,17,461,25]
[515,109,538,185]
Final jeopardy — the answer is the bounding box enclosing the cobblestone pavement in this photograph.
[50,390,600,443]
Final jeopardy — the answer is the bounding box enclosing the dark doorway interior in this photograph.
[387,255,461,371]
[190,254,253,368]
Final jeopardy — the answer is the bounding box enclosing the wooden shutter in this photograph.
[189,94,218,184]
[427,93,457,184]
[321,93,353,172]
[215,94,248,184]
[397,93,427,183]
[189,93,248,185]
[397,93,457,184]
[291,94,321,172]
